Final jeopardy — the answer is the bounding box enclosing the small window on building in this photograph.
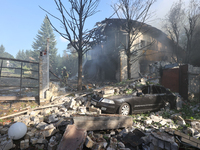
[140,40,145,48]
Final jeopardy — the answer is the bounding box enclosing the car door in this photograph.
[132,85,154,112]
[150,85,166,110]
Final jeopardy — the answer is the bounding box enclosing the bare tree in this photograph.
[184,0,200,63]
[112,0,155,79]
[40,0,99,90]
[163,0,184,63]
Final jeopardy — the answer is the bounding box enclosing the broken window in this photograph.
[142,86,149,94]
[152,86,162,94]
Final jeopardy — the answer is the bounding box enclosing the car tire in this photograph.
[119,103,130,116]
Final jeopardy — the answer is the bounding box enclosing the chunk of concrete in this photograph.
[30,137,38,145]
[74,115,133,131]
[36,122,48,130]
[0,138,13,150]
[24,131,35,140]
[48,141,58,150]
[42,125,59,137]
[48,114,59,123]
[85,136,95,148]
[144,119,152,125]
[57,124,86,150]
[176,116,186,126]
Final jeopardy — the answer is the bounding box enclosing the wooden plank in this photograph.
[181,137,197,147]
[0,96,37,101]
[57,124,86,150]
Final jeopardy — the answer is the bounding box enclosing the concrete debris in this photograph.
[48,114,59,123]
[1,81,200,150]
[0,138,14,150]
[73,115,133,131]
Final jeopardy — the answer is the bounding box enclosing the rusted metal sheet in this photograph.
[161,68,179,93]
[73,115,133,131]
[57,124,86,150]
[161,65,188,100]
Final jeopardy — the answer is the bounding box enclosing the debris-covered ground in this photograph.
[0,80,200,150]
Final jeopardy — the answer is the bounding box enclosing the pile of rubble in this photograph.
[0,85,200,149]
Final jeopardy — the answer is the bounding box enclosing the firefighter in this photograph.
[63,66,68,84]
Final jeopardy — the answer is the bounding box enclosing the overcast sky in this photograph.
[0,0,190,57]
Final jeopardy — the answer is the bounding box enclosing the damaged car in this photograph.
[91,85,176,115]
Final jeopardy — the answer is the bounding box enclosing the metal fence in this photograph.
[0,57,39,101]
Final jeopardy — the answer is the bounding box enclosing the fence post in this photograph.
[39,38,50,105]
[20,62,23,96]
[0,60,3,77]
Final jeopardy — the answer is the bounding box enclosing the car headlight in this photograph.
[101,99,115,104]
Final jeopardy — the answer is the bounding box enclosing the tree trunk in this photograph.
[77,51,82,91]
[127,52,131,79]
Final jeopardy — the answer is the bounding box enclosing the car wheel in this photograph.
[119,103,130,115]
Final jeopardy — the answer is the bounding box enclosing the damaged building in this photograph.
[83,18,183,82]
